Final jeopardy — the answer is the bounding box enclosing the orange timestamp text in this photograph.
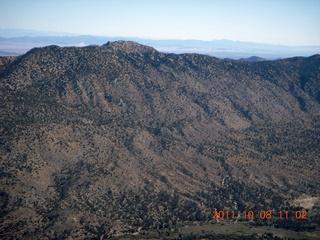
[212,209,308,220]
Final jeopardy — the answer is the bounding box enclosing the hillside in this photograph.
[0,41,319,239]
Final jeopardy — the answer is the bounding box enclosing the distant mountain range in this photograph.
[0,28,319,59]
[0,41,319,238]
[239,56,266,62]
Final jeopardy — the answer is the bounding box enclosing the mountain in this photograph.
[0,41,319,239]
[239,56,266,62]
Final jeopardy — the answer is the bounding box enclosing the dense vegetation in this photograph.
[0,41,319,239]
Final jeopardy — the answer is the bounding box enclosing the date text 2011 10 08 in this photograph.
[212,209,308,220]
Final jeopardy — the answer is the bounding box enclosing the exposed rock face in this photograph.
[0,41,319,238]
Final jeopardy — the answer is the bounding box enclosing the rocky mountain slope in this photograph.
[0,41,319,238]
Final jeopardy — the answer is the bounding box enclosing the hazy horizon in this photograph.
[1,0,320,47]
[2,28,320,48]
[1,28,319,59]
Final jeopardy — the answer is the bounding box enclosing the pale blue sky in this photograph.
[1,0,319,46]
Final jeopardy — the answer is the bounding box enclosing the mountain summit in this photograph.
[0,41,319,238]
[103,40,158,54]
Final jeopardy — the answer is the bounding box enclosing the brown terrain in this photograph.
[0,41,319,239]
